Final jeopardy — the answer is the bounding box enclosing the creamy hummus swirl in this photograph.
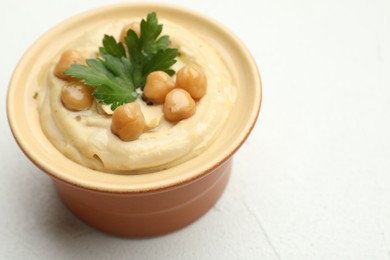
[39,19,236,173]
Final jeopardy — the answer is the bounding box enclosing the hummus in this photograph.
[39,18,236,173]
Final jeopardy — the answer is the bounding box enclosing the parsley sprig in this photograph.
[65,12,178,110]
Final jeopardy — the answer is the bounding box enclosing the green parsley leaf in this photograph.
[64,12,178,110]
[124,12,177,87]
[143,48,179,76]
[65,57,137,110]
[100,35,126,58]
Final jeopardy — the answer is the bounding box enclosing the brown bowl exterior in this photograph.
[53,159,232,237]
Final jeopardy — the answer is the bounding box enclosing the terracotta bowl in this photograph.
[7,3,261,237]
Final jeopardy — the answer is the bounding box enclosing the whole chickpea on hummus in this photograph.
[38,13,236,173]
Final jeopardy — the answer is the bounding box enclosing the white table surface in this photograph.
[2,0,390,259]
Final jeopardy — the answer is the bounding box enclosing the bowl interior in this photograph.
[7,3,261,192]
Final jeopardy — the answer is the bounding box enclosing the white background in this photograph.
[2,0,390,259]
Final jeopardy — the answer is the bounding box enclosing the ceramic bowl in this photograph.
[7,3,261,237]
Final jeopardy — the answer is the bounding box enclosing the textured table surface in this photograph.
[2,0,390,259]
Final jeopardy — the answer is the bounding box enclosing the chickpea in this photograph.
[143,71,175,104]
[120,22,141,43]
[54,50,86,81]
[163,89,195,122]
[61,83,94,111]
[175,65,207,99]
[111,103,146,141]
